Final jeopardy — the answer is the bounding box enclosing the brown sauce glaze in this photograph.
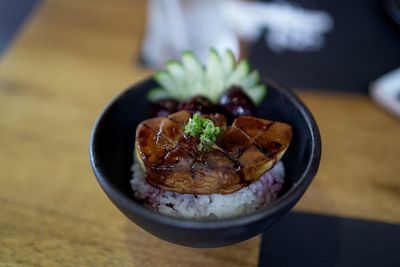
[135,111,292,194]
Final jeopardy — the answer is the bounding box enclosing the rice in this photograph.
[130,161,285,219]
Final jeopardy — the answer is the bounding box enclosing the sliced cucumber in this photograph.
[182,51,203,76]
[227,60,250,86]
[181,51,205,97]
[245,84,267,105]
[221,50,236,78]
[165,60,188,98]
[147,87,171,102]
[166,60,185,87]
[205,49,225,102]
[240,70,260,90]
[149,49,266,106]
[154,70,177,94]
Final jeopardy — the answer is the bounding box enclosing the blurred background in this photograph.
[0,0,399,266]
[139,0,400,93]
[2,0,400,93]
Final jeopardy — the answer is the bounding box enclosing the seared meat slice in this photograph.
[135,111,292,194]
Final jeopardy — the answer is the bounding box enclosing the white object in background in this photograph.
[370,67,400,118]
[141,0,334,68]
[224,1,334,53]
[141,0,239,68]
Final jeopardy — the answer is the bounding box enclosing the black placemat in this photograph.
[249,0,400,93]
[258,212,400,267]
[0,0,40,57]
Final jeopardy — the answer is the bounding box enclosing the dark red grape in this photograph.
[148,99,179,117]
[178,96,215,114]
[218,86,257,119]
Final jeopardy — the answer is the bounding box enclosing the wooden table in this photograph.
[1,1,399,266]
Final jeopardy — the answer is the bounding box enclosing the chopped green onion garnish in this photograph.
[184,113,221,152]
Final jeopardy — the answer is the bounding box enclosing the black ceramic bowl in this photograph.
[89,78,321,248]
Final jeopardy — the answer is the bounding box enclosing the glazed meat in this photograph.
[135,110,292,194]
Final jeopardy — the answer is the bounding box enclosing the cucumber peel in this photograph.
[147,87,171,102]
[148,49,267,105]
[240,70,260,90]
[154,71,176,93]
[205,48,224,101]
[246,84,267,105]
[221,50,236,79]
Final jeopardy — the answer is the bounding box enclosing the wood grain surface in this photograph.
[0,1,399,266]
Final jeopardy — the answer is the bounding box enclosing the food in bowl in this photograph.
[130,49,292,219]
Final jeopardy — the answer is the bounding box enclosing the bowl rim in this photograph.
[89,77,321,229]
